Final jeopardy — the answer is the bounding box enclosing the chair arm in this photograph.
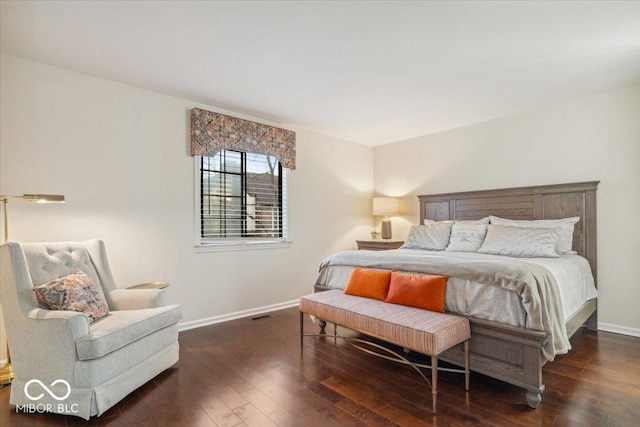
[27,308,91,341]
[7,310,92,383]
[127,282,169,290]
[108,288,165,310]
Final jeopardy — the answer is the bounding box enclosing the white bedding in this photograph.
[444,251,597,327]
[315,249,597,330]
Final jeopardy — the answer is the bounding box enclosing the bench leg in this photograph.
[299,311,304,351]
[431,355,438,414]
[464,340,470,391]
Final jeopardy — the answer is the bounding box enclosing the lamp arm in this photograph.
[0,194,65,243]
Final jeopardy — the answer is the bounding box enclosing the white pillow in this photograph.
[424,217,489,225]
[489,216,579,254]
[478,225,559,258]
[424,216,489,225]
[401,222,453,251]
[423,219,455,225]
[446,223,488,252]
[458,217,490,225]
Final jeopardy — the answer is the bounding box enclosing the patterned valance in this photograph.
[191,108,296,169]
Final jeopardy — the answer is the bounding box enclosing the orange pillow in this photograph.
[344,268,392,301]
[385,271,447,313]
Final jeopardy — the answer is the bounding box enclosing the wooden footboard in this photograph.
[439,317,547,408]
[440,298,596,408]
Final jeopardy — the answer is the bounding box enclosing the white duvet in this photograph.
[430,251,597,327]
[315,249,598,359]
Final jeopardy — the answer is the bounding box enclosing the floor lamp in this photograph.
[0,194,65,385]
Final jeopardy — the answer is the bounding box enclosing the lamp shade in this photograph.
[372,197,400,216]
[23,194,65,203]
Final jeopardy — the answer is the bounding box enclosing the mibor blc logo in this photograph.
[16,379,79,414]
[24,379,71,401]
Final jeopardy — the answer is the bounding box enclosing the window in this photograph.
[198,150,287,248]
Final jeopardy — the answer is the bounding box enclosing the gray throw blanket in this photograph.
[316,250,569,361]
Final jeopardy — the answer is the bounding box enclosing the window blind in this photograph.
[200,151,284,240]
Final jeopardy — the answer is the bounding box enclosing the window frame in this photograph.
[194,154,291,252]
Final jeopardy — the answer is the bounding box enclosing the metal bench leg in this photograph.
[299,311,304,351]
[432,355,438,414]
[464,340,470,391]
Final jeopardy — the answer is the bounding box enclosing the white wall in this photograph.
[0,54,374,327]
[374,85,640,335]
[3,53,638,337]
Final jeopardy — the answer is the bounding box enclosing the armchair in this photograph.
[0,240,182,420]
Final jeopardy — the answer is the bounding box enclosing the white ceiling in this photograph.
[2,1,640,146]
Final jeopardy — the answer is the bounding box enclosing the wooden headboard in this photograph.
[418,181,599,284]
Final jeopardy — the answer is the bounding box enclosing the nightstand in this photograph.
[356,240,404,251]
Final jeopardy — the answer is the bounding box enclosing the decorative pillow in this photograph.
[459,217,490,225]
[344,268,392,301]
[423,219,455,225]
[446,222,488,252]
[478,225,559,258]
[425,217,489,225]
[33,270,109,323]
[489,216,579,254]
[401,223,453,251]
[385,272,447,313]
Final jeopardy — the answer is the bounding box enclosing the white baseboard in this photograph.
[178,305,640,338]
[598,322,640,338]
[178,299,300,332]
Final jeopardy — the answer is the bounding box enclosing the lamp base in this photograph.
[381,219,392,240]
[0,362,13,385]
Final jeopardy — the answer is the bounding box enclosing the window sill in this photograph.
[195,240,292,253]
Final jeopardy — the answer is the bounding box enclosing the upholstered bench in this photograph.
[299,290,471,414]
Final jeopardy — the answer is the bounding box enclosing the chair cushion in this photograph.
[76,304,182,360]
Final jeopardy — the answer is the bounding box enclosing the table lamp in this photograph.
[372,197,400,240]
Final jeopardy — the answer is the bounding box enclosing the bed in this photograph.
[313,181,599,408]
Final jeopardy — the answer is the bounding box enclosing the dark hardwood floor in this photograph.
[1,307,639,426]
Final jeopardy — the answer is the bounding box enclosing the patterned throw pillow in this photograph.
[401,222,453,251]
[33,270,109,323]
